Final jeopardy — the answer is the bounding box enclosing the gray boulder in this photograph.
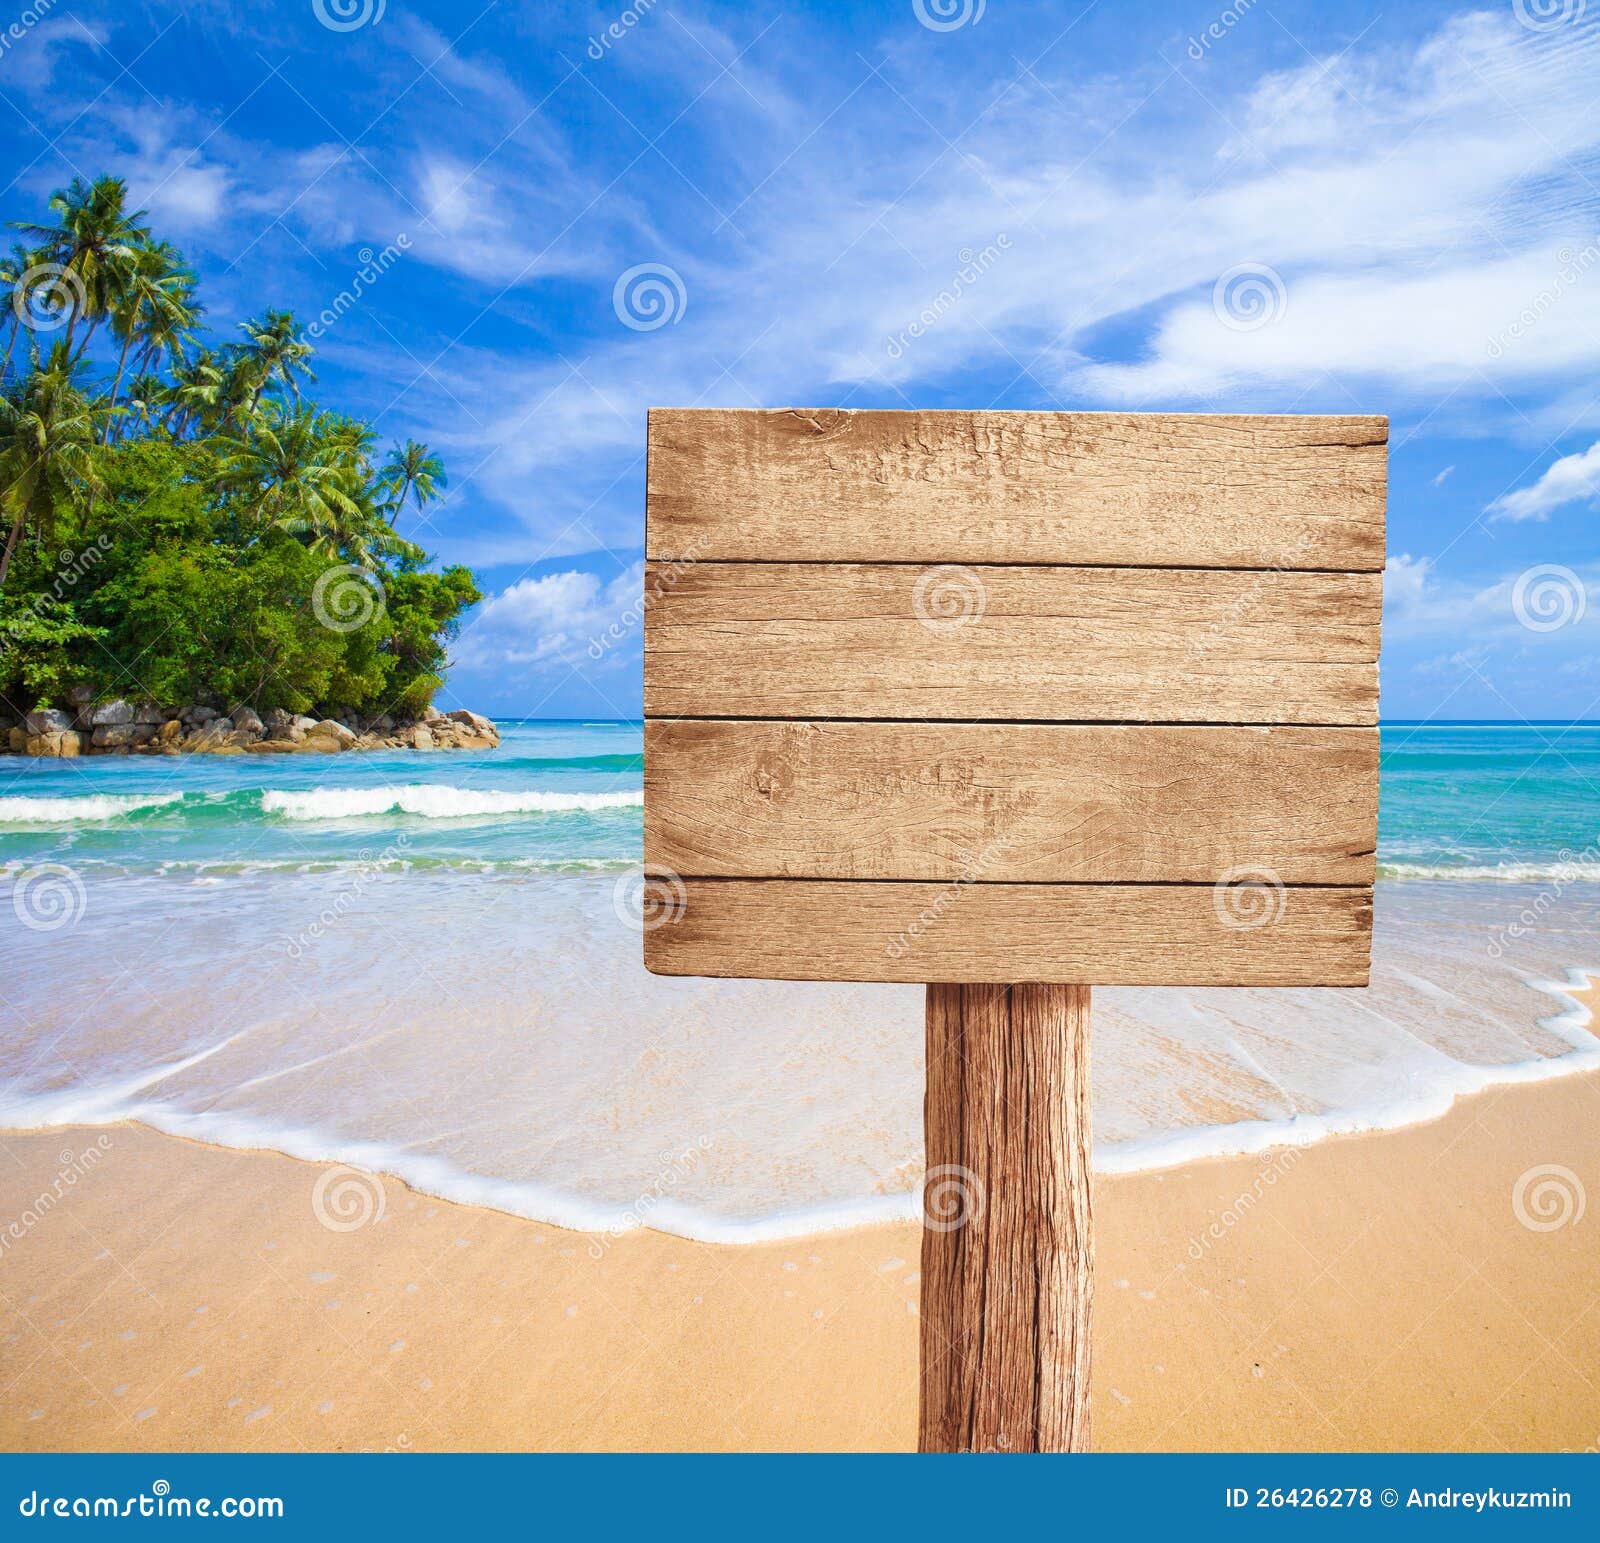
[308,719,358,749]
[88,699,136,727]
[231,706,265,735]
[24,708,74,734]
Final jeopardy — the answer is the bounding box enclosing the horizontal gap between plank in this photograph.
[643,555,1383,575]
[641,715,1376,728]
[661,877,1373,890]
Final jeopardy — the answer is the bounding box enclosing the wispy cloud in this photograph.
[1488,440,1600,521]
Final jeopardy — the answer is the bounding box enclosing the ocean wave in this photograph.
[1380,860,1600,881]
[260,785,643,821]
[0,792,185,824]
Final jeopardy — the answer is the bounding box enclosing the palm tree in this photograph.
[0,345,103,587]
[165,348,223,436]
[238,309,315,408]
[1,243,35,383]
[103,240,199,441]
[215,401,384,565]
[11,175,150,357]
[377,439,446,522]
[117,371,168,441]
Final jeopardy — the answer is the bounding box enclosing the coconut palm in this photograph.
[164,348,223,436]
[0,345,103,587]
[117,371,169,441]
[103,240,199,441]
[11,175,150,357]
[238,309,315,409]
[377,439,446,522]
[215,401,385,565]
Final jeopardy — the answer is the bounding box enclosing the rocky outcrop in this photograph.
[2,699,500,758]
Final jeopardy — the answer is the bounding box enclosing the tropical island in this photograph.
[0,175,494,757]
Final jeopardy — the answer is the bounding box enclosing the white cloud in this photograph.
[1488,440,1600,521]
[1383,553,1598,642]
[454,563,645,684]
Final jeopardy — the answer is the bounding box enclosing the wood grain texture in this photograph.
[644,562,1380,724]
[640,879,1372,985]
[648,409,1387,570]
[645,721,1377,884]
[920,983,1092,1453]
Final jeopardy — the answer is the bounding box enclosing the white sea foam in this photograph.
[260,785,643,821]
[1381,860,1600,881]
[0,792,183,824]
[2,874,1598,1243]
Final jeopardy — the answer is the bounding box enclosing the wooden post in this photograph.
[918,983,1093,1453]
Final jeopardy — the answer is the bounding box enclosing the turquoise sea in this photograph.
[2,721,1597,1240]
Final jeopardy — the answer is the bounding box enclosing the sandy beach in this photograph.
[3,990,1596,1453]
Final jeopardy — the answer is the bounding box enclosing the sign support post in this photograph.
[919,982,1093,1453]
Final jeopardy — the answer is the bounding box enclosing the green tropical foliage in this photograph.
[0,176,479,719]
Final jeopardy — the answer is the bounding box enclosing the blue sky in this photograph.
[3,0,1598,720]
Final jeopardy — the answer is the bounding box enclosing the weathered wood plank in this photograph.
[644,563,1380,724]
[641,880,1373,985]
[647,410,1387,570]
[921,983,1092,1453]
[644,721,1377,884]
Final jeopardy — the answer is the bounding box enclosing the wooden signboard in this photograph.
[642,409,1385,1451]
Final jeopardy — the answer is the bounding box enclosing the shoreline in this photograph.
[2,974,1590,1247]
[3,1000,1598,1451]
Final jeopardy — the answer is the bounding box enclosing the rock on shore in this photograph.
[4,700,500,758]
